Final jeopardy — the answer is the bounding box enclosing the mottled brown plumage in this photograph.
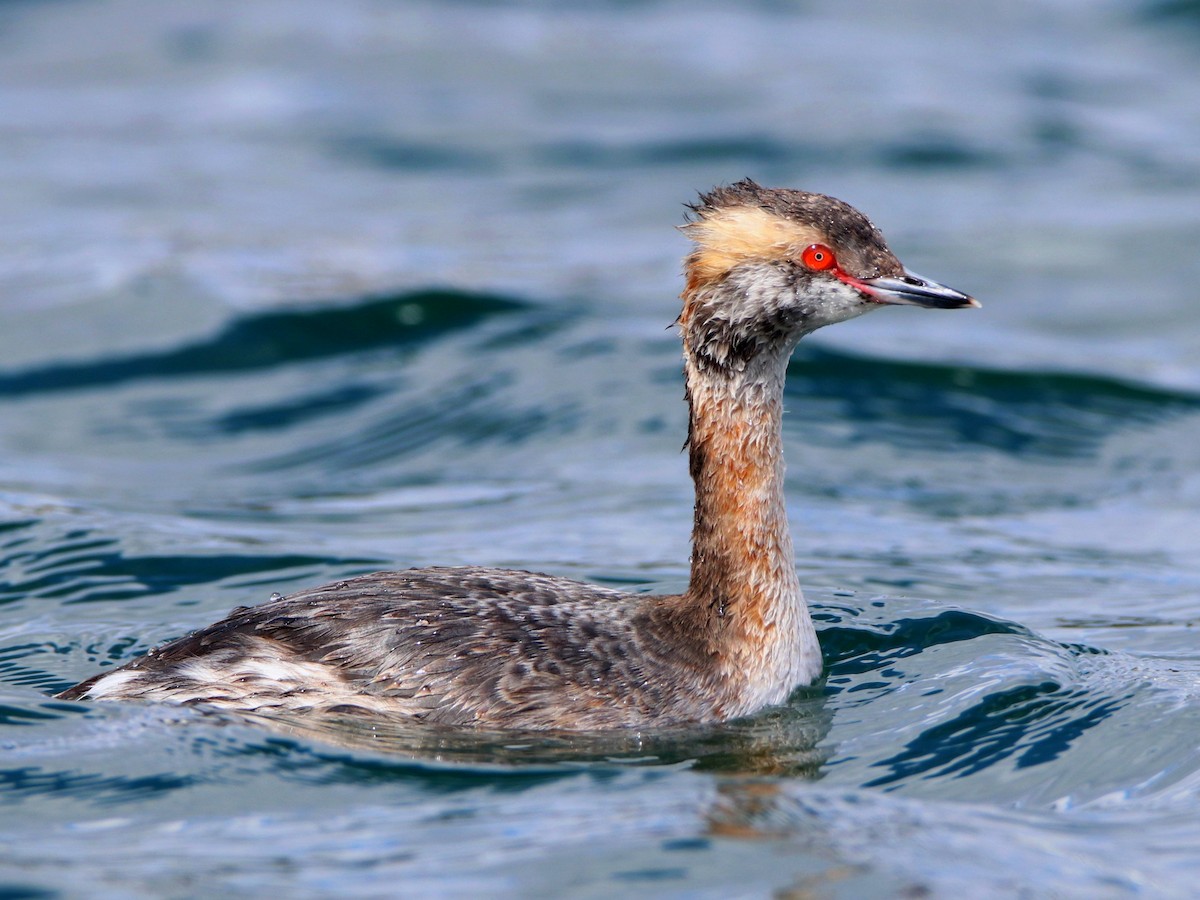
[62,568,725,727]
[58,180,977,729]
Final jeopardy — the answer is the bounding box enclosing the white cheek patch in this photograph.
[797,279,876,332]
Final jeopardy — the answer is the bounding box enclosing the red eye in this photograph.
[801,243,837,271]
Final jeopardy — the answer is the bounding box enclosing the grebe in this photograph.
[57,180,977,729]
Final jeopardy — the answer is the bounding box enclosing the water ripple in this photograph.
[0,290,525,397]
[790,346,1200,458]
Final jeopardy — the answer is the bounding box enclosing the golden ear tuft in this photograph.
[682,206,826,285]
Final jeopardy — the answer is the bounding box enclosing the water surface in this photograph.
[3,1,1200,896]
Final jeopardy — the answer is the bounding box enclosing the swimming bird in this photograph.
[57,180,978,729]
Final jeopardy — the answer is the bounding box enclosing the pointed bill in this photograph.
[860,270,980,309]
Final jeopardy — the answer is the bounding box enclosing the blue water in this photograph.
[3,0,1200,896]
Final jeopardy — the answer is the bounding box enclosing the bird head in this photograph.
[679,180,977,372]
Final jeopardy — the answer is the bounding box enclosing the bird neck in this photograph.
[677,308,823,709]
